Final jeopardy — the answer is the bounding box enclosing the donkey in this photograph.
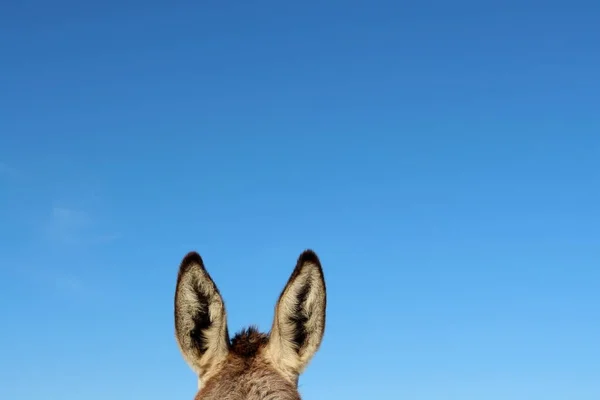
[174,249,327,400]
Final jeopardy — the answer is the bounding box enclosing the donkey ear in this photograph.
[174,252,230,380]
[266,250,327,380]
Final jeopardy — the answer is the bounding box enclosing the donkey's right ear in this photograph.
[174,252,230,379]
[266,250,326,381]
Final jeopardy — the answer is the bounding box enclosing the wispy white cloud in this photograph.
[52,273,87,295]
[33,205,120,298]
[6,261,91,298]
[45,206,91,244]
[89,232,122,244]
[0,162,20,179]
[1,172,119,298]
[45,206,120,246]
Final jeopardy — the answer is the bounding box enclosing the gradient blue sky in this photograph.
[1,1,599,399]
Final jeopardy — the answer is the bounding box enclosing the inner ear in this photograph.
[174,251,230,378]
[267,250,326,379]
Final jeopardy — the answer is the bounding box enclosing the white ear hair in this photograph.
[174,252,229,381]
[266,250,326,382]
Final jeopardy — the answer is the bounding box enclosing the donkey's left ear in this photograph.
[174,252,230,380]
[266,249,326,380]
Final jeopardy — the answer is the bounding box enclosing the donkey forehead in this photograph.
[195,328,301,400]
[197,362,300,400]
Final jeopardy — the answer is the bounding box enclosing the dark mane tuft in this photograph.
[230,326,269,358]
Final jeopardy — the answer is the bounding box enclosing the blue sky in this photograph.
[0,1,599,399]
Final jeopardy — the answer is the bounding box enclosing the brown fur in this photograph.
[196,348,300,400]
[230,327,269,358]
[174,249,326,400]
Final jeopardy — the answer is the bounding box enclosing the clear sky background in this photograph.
[1,1,599,399]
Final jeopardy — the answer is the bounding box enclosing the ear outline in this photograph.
[266,249,327,382]
[174,251,230,381]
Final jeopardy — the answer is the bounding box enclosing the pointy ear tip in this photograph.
[178,251,205,278]
[297,249,322,268]
[181,251,204,268]
[175,251,212,302]
[297,249,325,285]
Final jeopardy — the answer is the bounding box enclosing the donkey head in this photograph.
[174,250,326,400]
